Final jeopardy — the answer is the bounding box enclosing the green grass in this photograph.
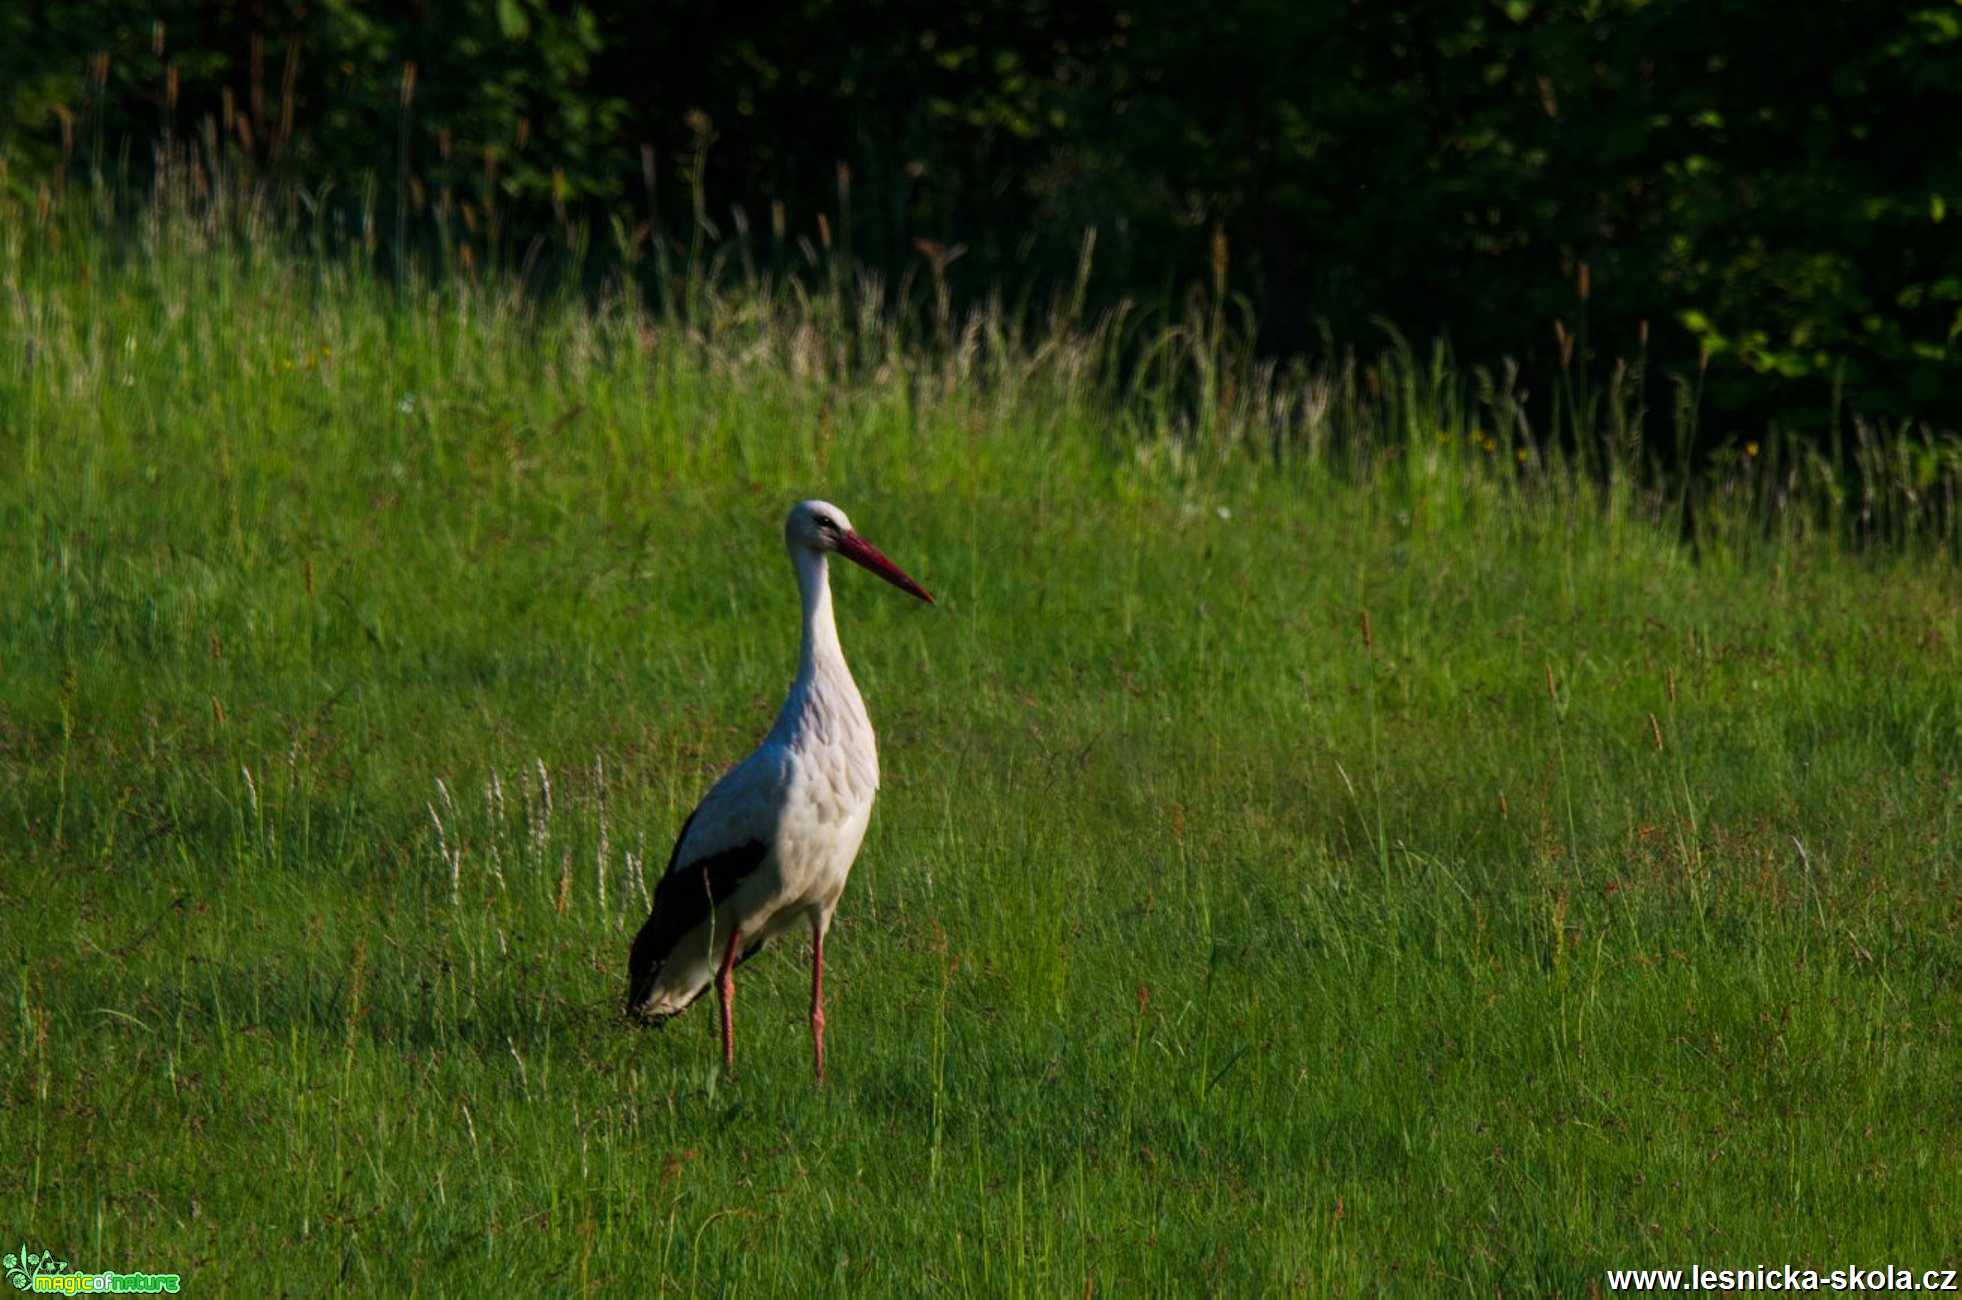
[3,185,1961,1295]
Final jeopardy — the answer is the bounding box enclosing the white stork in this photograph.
[626,499,933,1081]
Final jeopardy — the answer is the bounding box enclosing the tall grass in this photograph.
[13,129,1962,553]
[1,157,1959,1293]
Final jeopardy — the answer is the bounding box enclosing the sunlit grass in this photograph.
[2,178,1959,1293]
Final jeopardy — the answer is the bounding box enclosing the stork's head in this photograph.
[785,499,934,604]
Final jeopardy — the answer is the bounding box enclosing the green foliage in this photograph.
[4,1,1958,438]
[0,0,623,210]
[1047,0,1962,432]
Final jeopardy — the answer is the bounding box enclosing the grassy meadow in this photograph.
[3,188,1962,1293]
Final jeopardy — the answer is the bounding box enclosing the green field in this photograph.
[4,196,1961,1294]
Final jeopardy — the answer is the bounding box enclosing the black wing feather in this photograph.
[625,810,770,1010]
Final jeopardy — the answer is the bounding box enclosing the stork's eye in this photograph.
[819,516,841,533]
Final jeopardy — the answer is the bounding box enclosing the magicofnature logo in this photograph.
[4,1245,179,1295]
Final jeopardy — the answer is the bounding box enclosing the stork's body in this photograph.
[627,501,932,1080]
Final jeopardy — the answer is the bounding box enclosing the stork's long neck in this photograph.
[794,545,847,684]
[769,546,871,750]
[764,543,880,799]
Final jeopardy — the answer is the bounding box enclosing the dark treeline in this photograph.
[6,1,1960,443]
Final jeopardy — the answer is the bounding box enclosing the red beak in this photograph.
[837,531,934,604]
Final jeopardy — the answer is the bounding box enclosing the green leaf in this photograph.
[496,0,531,41]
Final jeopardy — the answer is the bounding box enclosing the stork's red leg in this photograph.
[716,921,743,1076]
[810,918,828,1084]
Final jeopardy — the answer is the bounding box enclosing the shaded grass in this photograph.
[2,185,1961,1294]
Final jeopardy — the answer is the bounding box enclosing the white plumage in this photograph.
[626,499,933,1081]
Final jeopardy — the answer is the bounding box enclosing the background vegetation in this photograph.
[5,0,1961,442]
